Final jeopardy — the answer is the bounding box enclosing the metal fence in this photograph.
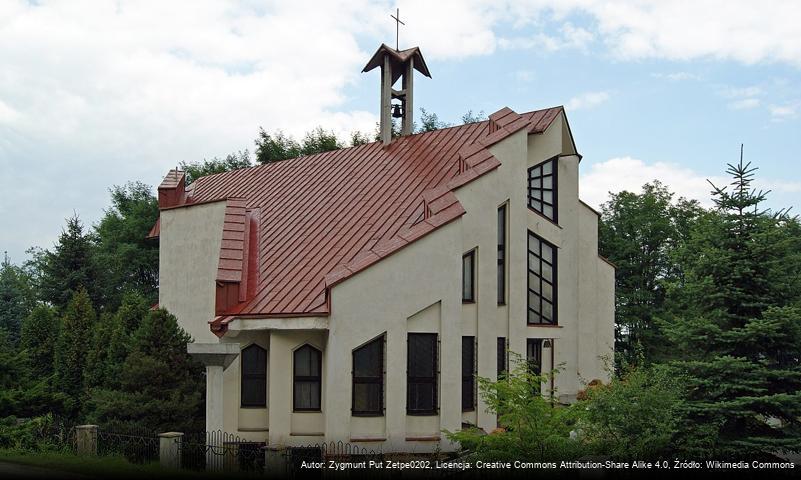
[180,430,265,473]
[97,425,160,464]
[283,441,384,478]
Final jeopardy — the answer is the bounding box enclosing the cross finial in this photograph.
[390,8,405,51]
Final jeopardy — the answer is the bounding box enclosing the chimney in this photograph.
[362,44,431,145]
[157,169,186,208]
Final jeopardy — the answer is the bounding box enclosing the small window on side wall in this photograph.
[241,344,267,407]
[407,333,438,415]
[293,344,322,411]
[462,250,475,303]
[528,157,558,223]
[352,335,385,416]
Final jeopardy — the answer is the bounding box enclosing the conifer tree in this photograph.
[54,288,96,416]
[88,308,204,432]
[20,305,60,379]
[39,215,98,310]
[663,149,801,457]
[0,254,36,343]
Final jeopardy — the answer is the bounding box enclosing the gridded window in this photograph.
[527,231,557,325]
[462,337,476,412]
[352,335,384,416]
[462,250,475,302]
[528,158,558,222]
[241,344,267,407]
[497,204,507,305]
[407,333,438,415]
[293,345,322,411]
[497,337,507,378]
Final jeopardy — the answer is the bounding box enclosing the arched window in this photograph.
[352,335,384,416]
[293,345,322,411]
[241,344,267,407]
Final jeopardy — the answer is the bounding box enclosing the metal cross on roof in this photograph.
[390,8,405,51]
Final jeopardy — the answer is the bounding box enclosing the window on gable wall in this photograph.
[241,344,267,407]
[527,231,557,325]
[528,157,558,223]
[463,250,475,303]
[352,335,384,416]
[497,204,507,305]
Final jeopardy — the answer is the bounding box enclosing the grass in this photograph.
[0,449,259,479]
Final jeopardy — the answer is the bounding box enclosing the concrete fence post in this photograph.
[158,432,184,469]
[75,425,98,456]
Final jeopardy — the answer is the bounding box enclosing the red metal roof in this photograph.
[156,106,563,332]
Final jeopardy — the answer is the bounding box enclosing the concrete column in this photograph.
[206,365,224,433]
[401,57,414,136]
[380,54,392,145]
[159,432,183,469]
[75,425,98,456]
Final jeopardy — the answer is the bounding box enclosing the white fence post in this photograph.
[158,432,184,469]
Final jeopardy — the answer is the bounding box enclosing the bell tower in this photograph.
[362,44,431,145]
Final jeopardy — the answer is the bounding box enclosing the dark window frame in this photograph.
[527,231,558,325]
[527,157,559,224]
[240,344,267,408]
[293,344,322,412]
[462,250,476,303]
[407,333,439,416]
[351,335,385,417]
[462,336,476,412]
[497,337,507,378]
[497,204,507,305]
[527,338,543,394]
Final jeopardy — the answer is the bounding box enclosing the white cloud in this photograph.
[769,103,799,121]
[580,156,801,210]
[720,86,764,98]
[651,72,700,81]
[579,157,725,209]
[565,91,610,111]
[729,98,761,110]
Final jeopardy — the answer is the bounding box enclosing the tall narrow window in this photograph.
[497,337,507,378]
[293,345,322,411]
[407,333,438,415]
[462,250,475,303]
[352,335,384,416]
[528,157,558,222]
[527,231,557,325]
[527,338,542,393]
[241,344,267,407]
[497,204,507,305]
[462,336,476,412]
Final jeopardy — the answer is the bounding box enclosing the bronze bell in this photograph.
[391,103,403,118]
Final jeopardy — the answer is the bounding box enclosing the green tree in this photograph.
[38,215,98,310]
[254,128,301,163]
[300,127,343,155]
[54,288,96,416]
[0,254,36,343]
[181,150,252,184]
[599,181,701,367]
[88,308,204,432]
[349,131,370,147]
[20,305,59,379]
[416,108,451,132]
[461,110,487,124]
[93,182,159,309]
[662,154,801,457]
[446,353,582,461]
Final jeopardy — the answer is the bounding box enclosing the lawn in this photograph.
[0,450,260,479]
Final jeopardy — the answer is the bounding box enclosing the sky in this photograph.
[1,0,800,263]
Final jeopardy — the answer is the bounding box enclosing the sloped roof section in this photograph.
[158,106,563,331]
[362,44,431,83]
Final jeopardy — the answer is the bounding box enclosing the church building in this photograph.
[152,43,615,452]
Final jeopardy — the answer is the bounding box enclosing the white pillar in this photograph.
[206,365,225,433]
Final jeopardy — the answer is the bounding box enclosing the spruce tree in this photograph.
[20,305,60,379]
[54,288,96,416]
[40,215,98,310]
[88,308,204,432]
[0,254,36,343]
[663,149,801,457]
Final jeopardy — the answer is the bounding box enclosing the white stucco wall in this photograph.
[158,112,615,452]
